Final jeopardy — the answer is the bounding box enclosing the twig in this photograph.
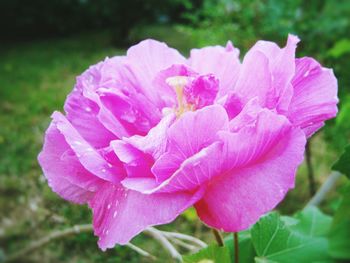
[168,236,198,251]
[4,224,155,262]
[159,230,207,248]
[211,228,224,247]
[5,224,92,262]
[306,171,342,207]
[306,141,316,196]
[126,243,156,260]
[144,228,182,262]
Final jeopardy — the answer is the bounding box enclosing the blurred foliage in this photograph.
[329,183,350,259]
[188,205,350,262]
[178,0,350,151]
[184,244,231,262]
[0,0,201,45]
[332,145,350,179]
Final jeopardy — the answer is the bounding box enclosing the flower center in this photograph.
[166,76,195,116]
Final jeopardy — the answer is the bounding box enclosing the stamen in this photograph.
[166,76,189,116]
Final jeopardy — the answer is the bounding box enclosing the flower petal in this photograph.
[251,35,299,105]
[111,113,176,180]
[233,50,272,106]
[64,90,116,149]
[52,112,125,183]
[122,105,229,193]
[166,105,229,158]
[38,122,104,204]
[194,114,306,232]
[89,182,205,250]
[150,142,223,193]
[189,41,241,98]
[125,39,186,107]
[151,105,228,184]
[121,112,176,159]
[288,57,338,136]
[234,35,299,111]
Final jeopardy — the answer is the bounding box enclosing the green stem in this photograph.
[211,228,224,247]
[306,140,316,196]
[234,232,239,263]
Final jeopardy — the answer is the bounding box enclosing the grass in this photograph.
[0,29,344,262]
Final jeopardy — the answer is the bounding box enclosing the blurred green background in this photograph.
[0,0,349,262]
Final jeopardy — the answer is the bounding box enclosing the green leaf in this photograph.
[332,144,350,179]
[289,206,332,237]
[183,244,231,263]
[328,39,350,58]
[224,230,256,263]
[182,207,198,222]
[251,208,332,263]
[329,183,350,259]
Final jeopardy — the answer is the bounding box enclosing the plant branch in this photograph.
[4,224,156,262]
[168,236,198,251]
[5,224,92,262]
[211,228,224,247]
[126,243,156,260]
[306,171,342,207]
[143,227,182,262]
[4,223,208,262]
[159,229,207,248]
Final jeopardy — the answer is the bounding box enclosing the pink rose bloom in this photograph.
[38,35,338,250]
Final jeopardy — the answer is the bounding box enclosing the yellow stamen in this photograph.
[166,76,189,116]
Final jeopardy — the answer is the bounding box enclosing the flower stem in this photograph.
[211,228,224,247]
[306,140,316,196]
[234,232,239,263]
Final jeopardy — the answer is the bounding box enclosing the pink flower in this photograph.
[38,35,338,250]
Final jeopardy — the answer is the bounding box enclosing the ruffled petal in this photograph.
[51,112,125,183]
[184,74,219,109]
[233,50,272,106]
[89,182,205,250]
[121,112,176,159]
[189,41,241,98]
[151,105,228,184]
[38,122,104,204]
[121,105,229,193]
[166,105,229,158]
[194,111,306,232]
[111,113,176,180]
[288,57,338,136]
[234,35,299,112]
[125,39,186,107]
[148,142,223,193]
[112,140,154,179]
[75,56,162,138]
[64,90,116,149]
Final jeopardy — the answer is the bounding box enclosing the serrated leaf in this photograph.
[184,244,231,263]
[332,144,350,179]
[329,183,350,259]
[251,209,332,263]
